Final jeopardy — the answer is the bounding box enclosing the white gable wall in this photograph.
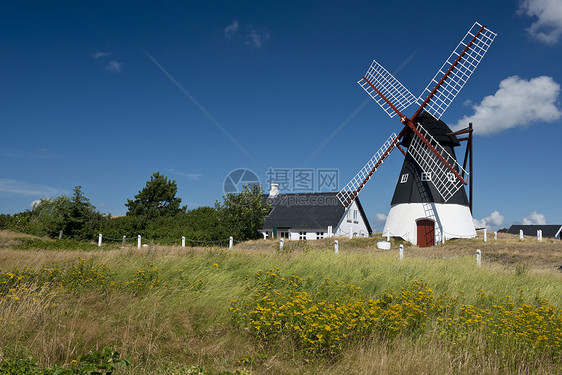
[334,200,370,237]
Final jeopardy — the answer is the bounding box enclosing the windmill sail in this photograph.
[406,122,468,202]
[418,22,497,120]
[358,60,419,118]
[337,133,397,208]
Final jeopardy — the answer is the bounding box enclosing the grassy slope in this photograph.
[0,230,561,374]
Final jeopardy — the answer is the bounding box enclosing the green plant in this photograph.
[69,347,130,375]
[0,348,129,375]
[0,357,44,374]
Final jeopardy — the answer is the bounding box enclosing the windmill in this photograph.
[337,22,497,247]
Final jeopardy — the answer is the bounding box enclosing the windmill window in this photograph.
[346,209,352,222]
[353,210,358,223]
[299,231,306,240]
[447,172,456,182]
[421,172,432,181]
[400,174,409,183]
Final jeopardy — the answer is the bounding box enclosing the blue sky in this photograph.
[1,0,561,231]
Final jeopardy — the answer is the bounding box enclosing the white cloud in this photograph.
[224,20,239,38]
[452,75,562,135]
[225,21,270,48]
[522,211,547,225]
[247,26,270,48]
[93,50,109,59]
[106,61,122,72]
[0,147,54,159]
[179,173,202,181]
[473,210,505,229]
[375,213,387,223]
[371,212,388,232]
[519,0,562,44]
[472,218,486,229]
[163,169,202,181]
[0,179,60,196]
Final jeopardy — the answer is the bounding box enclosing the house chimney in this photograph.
[269,183,279,197]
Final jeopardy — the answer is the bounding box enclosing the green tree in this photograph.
[67,186,105,239]
[29,195,72,237]
[0,213,10,229]
[125,172,187,220]
[26,186,104,240]
[6,211,32,233]
[215,184,270,240]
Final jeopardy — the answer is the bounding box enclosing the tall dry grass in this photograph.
[0,230,561,374]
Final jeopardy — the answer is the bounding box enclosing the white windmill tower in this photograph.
[337,22,497,247]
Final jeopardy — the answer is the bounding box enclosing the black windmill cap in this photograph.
[402,111,461,148]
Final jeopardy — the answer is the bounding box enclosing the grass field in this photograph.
[0,230,561,374]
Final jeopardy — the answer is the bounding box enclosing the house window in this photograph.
[299,231,306,240]
[279,231,289,239]
[400,173,409,183]
[316,231,324,239]
[353,210,358,223]
[421,172,432,181]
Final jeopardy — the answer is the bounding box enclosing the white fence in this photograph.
[96,234,234,249]
[333,241,483,267]
[97,228,552,250]
[475,228,549,242]
[94,233,547,270]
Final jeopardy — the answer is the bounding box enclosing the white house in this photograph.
[260,188,372,240]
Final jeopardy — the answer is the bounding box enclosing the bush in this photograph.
[4,187,104,241]
[0,347,129,375]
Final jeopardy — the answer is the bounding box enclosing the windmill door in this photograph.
[417,219,435,247]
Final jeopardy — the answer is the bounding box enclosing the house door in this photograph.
[417,219,434,247]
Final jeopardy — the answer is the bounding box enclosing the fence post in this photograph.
[386,232,390,241]
[520,230,524,241]
[98,233,102,247]
[400,244,404,261]
[182,236,185,247]
[137,235,141,249]
[229,236,233,250]
[122,236,126,246]
[494,231,497,240]
[334,240,339,255]
[59,230,63,240]
[483,229,487,242]
[476,249,481,268]
[280,238,284,251]
[537,230,542,241]
[349,229,353,239]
